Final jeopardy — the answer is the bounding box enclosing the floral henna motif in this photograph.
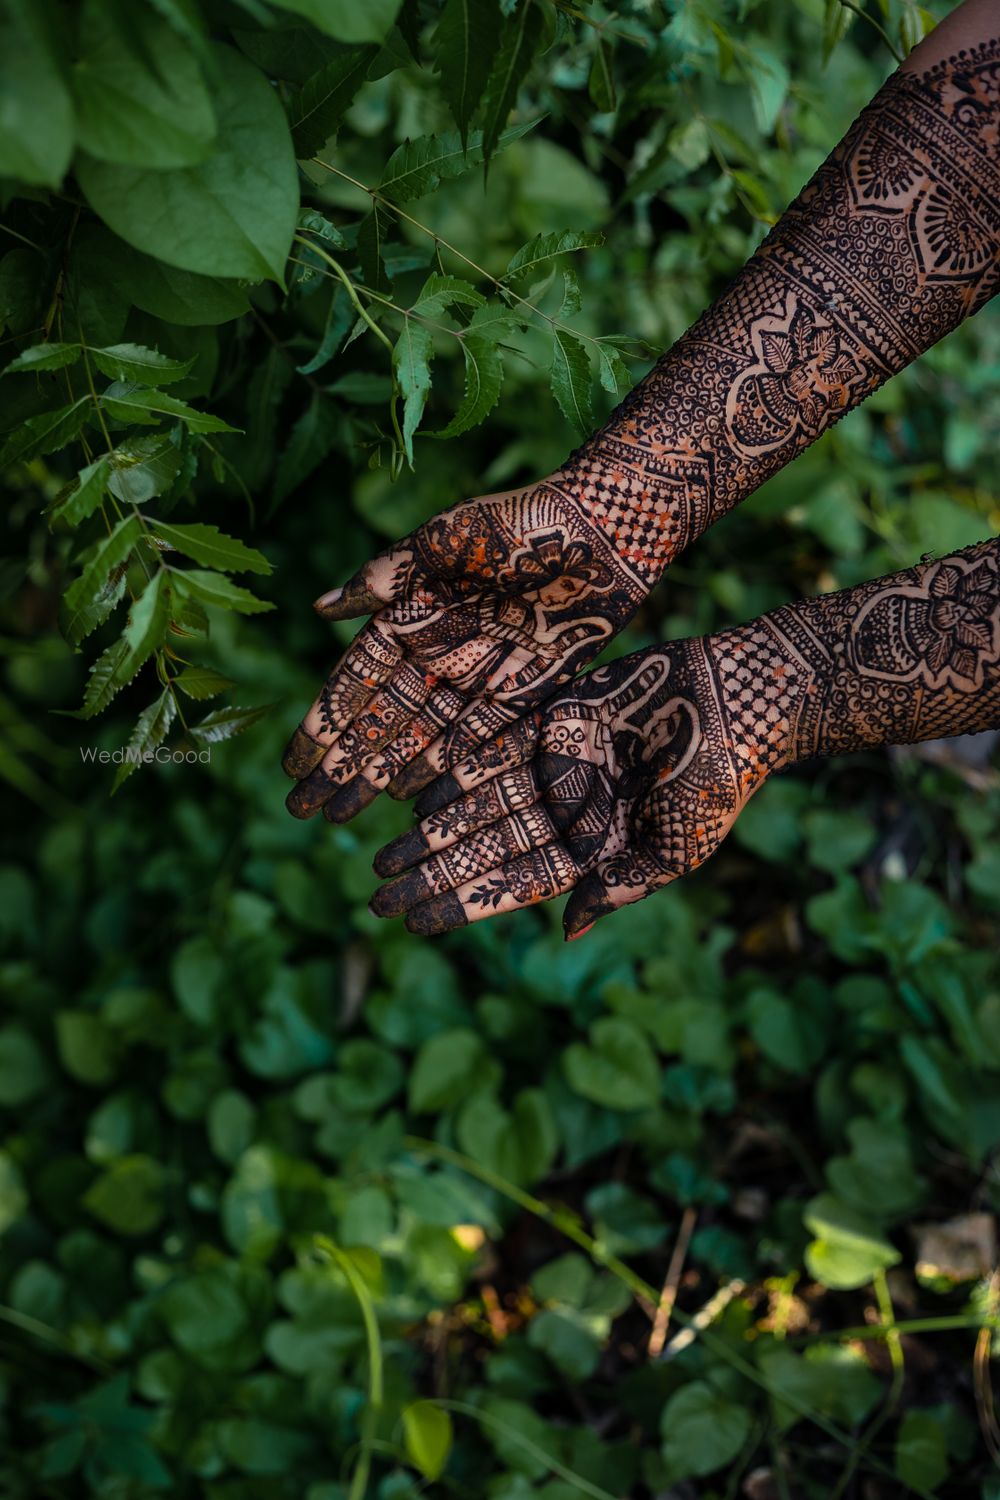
[372,538,1000,936]
[285,32,1000,822]
[552,39,1000,584]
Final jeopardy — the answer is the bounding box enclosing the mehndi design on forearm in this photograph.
[553,37,1000,585]
[283,16,1000,823]
[371,538,1000,937]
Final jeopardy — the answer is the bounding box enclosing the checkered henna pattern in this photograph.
[284,23,1000,822]
[372,538,1000,937]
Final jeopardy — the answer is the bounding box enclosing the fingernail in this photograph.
[314,588,343,612]
[565,921,595,943]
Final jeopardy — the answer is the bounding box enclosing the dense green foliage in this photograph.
[1,0,1000,1495]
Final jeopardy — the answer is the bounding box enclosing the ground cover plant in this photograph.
[0,0,999,1495]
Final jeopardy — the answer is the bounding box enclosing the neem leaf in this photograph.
[480,0,545,167]
[63,516,143,645]
[71,3,216,169]
[0,400,90,467]
[101,384,238,434]
[111,690,178,792]
[287,48,377,157]
[175,569,275,616]
[91,343,196,386]
[272,0,403,44]
[393,321,434,463]
[433,334,504,438]
[77,44,299,284]
[435,0,501,146]
[550,328,593,436]
[505,229,604,282]
[172,666,234,701]
[3,342,81,374]
[151,521,271,575]
[187,704,272,743]
[48,456,113,528]
[378,117,538,202]
[402,1401,453,1481]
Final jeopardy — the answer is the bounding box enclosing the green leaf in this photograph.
[480,0,545,167]
[70,2,216,169]
[660,1381,753,1480]
[272,392,344,505]
[0,1026,50,1108]
[412,273,485,317]
[56,1010,119,1085]
[379,117,538,202]
[596,341,630,395]
[4,341,81,374]
[62,516,143,646]
[433,334,504,438]
[91,343,196,386]
[0,400,90,467]
[77,44,299,284]
[550,328,593,436]
[83,1155,165,1236]
[151,522,271,575]
[175,569,275,616]
[48,456,113,528]
[0,7,73,187]
[393,321,434,462]
[107,433,186,505]
[173,667,234,701]
[296,209,347,249]
[101,384,238,433]
[803,1192,901,1290]
[356,202,392,290]
[287,47,378,157]
[409,1028,490,1113]
[402,1401,453,1482]
[588,38,615,112]
[822,0,855,62]
[563,1018,660,1111]
[895,1410,949,1493]
[273,0,403,44]
[435,0,501,146]
[111,690,178,792]
[504,228,604,282]
[187,704,272,743]
[80,572,170,720]
[111,237,251,325]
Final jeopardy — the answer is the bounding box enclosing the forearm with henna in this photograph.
[371,537,1000,936]
[552,5,1000,586]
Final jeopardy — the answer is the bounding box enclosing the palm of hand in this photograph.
[370,633,791,936]
[282,480,644,822]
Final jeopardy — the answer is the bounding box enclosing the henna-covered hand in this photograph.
[370,538,1000,938]
[281,480,651,821]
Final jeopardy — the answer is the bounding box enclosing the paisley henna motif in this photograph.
[372,539,1000,936]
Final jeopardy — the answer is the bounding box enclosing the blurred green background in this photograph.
[1,0,999,1495]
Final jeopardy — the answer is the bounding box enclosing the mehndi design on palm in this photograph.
[370,540,1000,937]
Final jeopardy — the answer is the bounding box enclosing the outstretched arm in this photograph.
[371,536,1000,937]
[549,0,1000,588]
[283,2,1000,821]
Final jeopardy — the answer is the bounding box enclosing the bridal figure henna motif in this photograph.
[283,13,1000,822]
[370,539,1000,937]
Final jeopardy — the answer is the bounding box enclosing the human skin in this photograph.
[368,537,1000,937]
[282,1,1000,824]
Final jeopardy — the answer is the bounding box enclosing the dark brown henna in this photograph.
[285,34,1000,821]
[372,539,1000,936]
[556,41,1000,583]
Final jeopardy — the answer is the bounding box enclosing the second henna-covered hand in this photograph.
[283,1,1000,823]
[370,538,1000,937]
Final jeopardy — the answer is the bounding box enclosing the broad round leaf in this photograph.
[77,44,298,284]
